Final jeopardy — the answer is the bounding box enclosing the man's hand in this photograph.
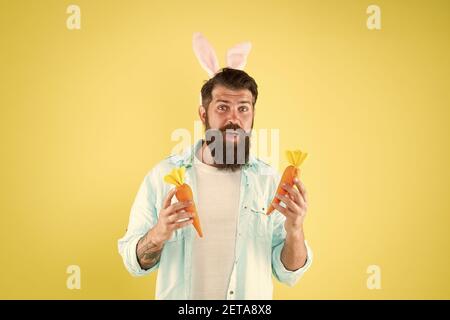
[273,177,308,235]
[152,188,194,244]
[136,189,193,270]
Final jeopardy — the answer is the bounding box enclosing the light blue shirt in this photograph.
[118,140,313,299]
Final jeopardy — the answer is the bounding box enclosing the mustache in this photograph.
[219,123,243,132]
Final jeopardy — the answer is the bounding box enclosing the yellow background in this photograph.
[1,0,449,299]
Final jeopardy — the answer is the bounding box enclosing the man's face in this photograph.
[199,85,255,169]
[200,85,254,138]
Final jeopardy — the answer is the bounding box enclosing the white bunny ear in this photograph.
[226,42,252,70]
[193,32,220,78]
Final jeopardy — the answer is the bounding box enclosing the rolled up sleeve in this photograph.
[118,234,159,276]
[272,239,313,287]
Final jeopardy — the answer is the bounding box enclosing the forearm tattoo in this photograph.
[136,233,163,270]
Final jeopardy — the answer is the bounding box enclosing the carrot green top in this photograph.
[164,167,186,187]
[286,150,308,167]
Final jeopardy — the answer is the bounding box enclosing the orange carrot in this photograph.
[267,150,308,215]
[164,167,203,237]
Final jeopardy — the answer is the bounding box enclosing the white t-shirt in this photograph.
[190,155,242,299]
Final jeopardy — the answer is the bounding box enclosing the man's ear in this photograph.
[198,105,207,125]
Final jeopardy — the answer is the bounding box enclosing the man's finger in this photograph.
[167,201,192,214]
[275,193,298,212]
[281,183,301,205]
[162,188,177,209]
[272,202,292,217]
[294,178,308,203]
[173,218,193,230]
[169,211,193,224]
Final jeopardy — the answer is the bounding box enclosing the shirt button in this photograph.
[229,290,234,295]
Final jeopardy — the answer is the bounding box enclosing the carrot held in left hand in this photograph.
[164,167,203,238]
[266,150,308,215]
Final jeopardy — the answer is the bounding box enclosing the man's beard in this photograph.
[203,117,252,171]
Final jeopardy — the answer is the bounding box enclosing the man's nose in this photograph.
[227,109,240,125]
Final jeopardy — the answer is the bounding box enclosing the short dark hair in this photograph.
[200,68,258,109]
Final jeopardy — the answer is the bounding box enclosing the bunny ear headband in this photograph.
[192,32,252,105]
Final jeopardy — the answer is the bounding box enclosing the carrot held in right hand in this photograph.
[164,167,203,238]
[267,150,308,215]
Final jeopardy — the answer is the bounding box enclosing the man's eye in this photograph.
[239,106,249,112]
[218,105,228,111]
